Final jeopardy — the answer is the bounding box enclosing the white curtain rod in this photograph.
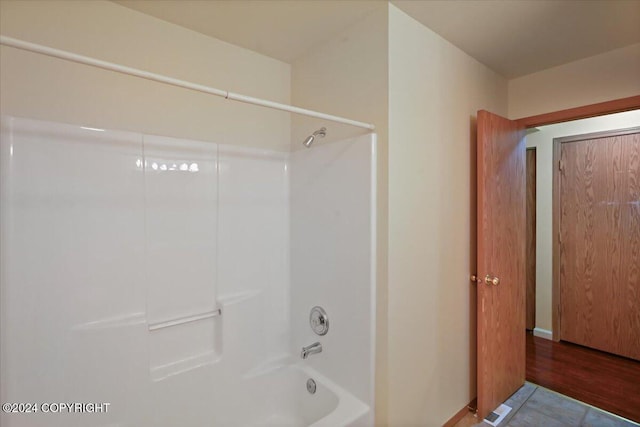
[0,35,375,131]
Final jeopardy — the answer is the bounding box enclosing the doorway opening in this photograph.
[523,109,640,422]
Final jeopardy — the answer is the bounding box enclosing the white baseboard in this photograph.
[533,327,553,340]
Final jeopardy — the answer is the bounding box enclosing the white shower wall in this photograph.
[0,117,149,427]
[218,144,291,362]
[290,135,377,414]
[0,116,375,426]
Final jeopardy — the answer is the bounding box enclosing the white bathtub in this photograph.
[237,363,370,427]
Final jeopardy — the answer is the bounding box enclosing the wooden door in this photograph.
[477,110,526,419]
[526,149,537,330]
[558,128,640,361]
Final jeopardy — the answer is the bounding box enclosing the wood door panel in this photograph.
[477,110,526,419]
[559,131,640,361]
[526,149,536,330]
[627,138,640,357]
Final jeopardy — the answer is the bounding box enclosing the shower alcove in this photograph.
[0,33,377,427]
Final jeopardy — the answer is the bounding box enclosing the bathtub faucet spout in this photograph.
[301,342,322,359]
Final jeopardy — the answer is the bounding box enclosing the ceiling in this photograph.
[392,0,640,78]
[113,0,383,64]
[114,0,640,79]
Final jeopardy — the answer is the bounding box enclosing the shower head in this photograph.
[303,127,327,148]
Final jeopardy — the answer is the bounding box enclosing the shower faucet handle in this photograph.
[309,306,329,336]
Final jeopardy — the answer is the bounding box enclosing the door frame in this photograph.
[551,126,640,341]
[514,95,640,128]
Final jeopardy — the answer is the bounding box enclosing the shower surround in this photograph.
[0,116,376,426]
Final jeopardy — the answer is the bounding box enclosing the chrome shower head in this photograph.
[303,135,315,148]
[303,127,326,148]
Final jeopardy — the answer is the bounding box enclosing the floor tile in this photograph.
[523,388,588,426]
[506,404,568,427]
[505,382,537,410]
[498,382,538,425]
[454,386,638,427]
[582,408,638,427]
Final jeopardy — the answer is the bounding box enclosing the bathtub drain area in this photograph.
[306,378,317,394]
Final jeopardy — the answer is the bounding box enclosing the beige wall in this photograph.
[508,43,640,119]
[525,110,640,336]
[388,5,507,426]
[0,0,291,150]
[291,5,390,424]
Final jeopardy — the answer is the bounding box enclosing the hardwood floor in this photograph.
[526,332,640,423]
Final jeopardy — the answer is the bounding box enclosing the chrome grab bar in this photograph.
[148,308,221,331]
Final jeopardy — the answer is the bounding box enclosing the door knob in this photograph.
[485,275,500,286]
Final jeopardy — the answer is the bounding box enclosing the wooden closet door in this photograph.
[559,129,640,361]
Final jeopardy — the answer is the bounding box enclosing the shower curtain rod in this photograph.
[0,35,376,131]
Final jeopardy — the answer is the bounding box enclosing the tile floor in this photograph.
[454,383,639,427]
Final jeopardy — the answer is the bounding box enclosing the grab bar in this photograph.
[148,308,222,331]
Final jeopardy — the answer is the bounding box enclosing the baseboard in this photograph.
[442,398,476,427]
[533,327,553,340]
